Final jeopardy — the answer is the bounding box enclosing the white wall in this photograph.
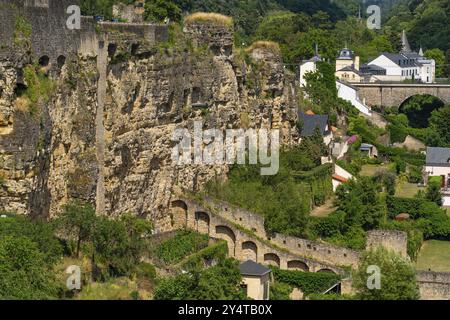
[369,55,401,76]
[299,61,316,88]
[424,166,450,178]
[336,81,371,116]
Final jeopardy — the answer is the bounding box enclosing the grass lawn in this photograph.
[360,163,395,177]
[395,182,425,198]
[416,240,450,272]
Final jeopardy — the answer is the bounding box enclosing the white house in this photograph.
[299,44,322,88]
[336,80,371,116]
[365,31,435,83]
[298,112,334,146]
[239,260,271,300]
[424,147,450,206]
[335,31,435,84]
[332,164,354,192]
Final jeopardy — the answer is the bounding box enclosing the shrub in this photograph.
[270,267,340,295]
[155,230,209,264]
[184,12,233,27]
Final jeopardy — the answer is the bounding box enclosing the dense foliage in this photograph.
[270,267,341,295]
[0,215,62,299]
[154,258,246,300]
[55,201,153,279]
[154,230,209,264]
[353,247,420,300]
[206,143,333,237]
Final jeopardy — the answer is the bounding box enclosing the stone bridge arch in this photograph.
[263,253,280,267]
[241,241,258,262]
[195,211,210,234]
[215,225,236,257]
[170,200,188,229]
[287,260,309,271]
[354,84,450,107]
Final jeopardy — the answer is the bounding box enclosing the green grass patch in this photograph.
[395,182,424,199]
[416,240,450,272]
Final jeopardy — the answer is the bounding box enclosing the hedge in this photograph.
[386,196,431,219]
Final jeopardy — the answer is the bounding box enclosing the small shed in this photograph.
[239,260,271,300]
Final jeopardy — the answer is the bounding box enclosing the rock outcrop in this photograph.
[0,14,300,231]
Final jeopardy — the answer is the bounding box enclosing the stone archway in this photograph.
[215,225,236,257]
[317,268,336,274]
[263,253,280,267]
[241,241,258,262]
[195,211,210,235]
[170,200,188,229]
[38,55,50,67]
[287,260,309,271]
[57,55,66,69]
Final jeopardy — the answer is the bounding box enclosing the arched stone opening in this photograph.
[263,253,280,267]
[170,200,188,229]
[241,241,258,262]
[215,225,236,257]
[317,268,336,274]
[398,94,445,129]
[38,55,50,67]
[131,43,140,55]
[287,260,309,271]
[108,43,117,57]
[195,211,210,235]
[57,55,66,69]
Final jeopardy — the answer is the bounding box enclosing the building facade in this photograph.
[423,147,450,206]
[335,31,435,84]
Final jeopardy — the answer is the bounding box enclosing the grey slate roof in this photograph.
[360,143,374,151]
[239,260,271,277]
[299,113,329,137]
[426,147,450,166]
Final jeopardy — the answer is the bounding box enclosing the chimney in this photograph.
[354,56,360,71]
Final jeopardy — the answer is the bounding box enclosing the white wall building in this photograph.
[336,80,371,116]
[365,31,435,83]
[424,147,450,206]
[299,44,322,88]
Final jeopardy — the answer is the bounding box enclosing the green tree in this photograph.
[425,48,445,78]
[353,247,420,300]
[144,0,182,23]
[429,105,450,146]
[426,180,443,206]
[55,201,97,258]
[0,236,60,299]
[154,258,245,300]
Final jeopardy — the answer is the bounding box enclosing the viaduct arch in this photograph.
[353,83,450,108]
[169,198,349,275]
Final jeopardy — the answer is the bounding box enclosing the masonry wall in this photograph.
[0,0,168,62]
[366,229,408,258]
[354,84,450,107]
[193,198,360,268]
[417,271,450,300]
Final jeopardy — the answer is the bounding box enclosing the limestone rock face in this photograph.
[0,24,300,230]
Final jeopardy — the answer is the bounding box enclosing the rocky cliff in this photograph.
[0,17,300,231]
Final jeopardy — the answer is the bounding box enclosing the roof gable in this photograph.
[239,260,271,277]
[426,147,450,166]
[299,113,329,137]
